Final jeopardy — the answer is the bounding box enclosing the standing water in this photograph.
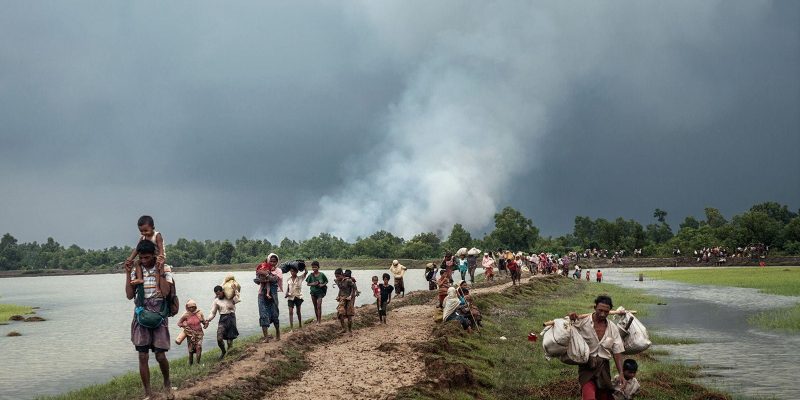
[603,267,800,400]
[0,269,440,400]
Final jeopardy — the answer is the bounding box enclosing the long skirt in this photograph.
[217,313,239,341]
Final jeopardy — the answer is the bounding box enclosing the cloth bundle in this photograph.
[612,307,651,354]
[222,275,241,300]
[467,247,481,256]
[541,318,589,365]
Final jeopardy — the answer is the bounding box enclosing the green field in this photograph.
[0,303,34,323]
[647,267,800,296]
[397,277,731,400]
[649,267,800,332]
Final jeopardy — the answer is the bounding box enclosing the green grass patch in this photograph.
[646,267,800,296]
[649,334,700,346]
[748,303,800,332]
[398,276,731,400]
[0,303,34,323]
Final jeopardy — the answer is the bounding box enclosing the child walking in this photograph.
[175,299,206,365]
[125,215,166,285]
[377,273,393,324]
[285,265,307,330]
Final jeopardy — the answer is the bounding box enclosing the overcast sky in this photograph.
[1,1,798,249]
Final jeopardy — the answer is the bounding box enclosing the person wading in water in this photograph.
[569,295,627,400]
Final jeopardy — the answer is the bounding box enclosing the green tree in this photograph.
[653,208,668,223]
[679,216,701,231]
[214,240,235,264]
[488,207,539,251]
[444,224,472,252]
[704,207,727,228]
[750,202,797,225]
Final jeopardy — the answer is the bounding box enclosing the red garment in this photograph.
[581,380,611,400]
[182,313,203,331]
[256,261,270,272]
[507,260,519,272]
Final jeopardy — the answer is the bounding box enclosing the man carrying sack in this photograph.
[569,295,627,400]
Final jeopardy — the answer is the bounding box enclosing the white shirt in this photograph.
[286,275,304,300]
[573,313,625,359]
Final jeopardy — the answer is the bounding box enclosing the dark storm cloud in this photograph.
[0,1,798,248]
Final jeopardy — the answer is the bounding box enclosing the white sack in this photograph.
[456,247,468,257]
[560,326,590,365]
[467,247,481,256]
[541,317,571,358]
[614,307,651,355]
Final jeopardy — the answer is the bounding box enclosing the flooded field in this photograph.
[604,267,800,400]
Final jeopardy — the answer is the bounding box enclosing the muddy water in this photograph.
[603,267,800,400]
[0,269,445,400]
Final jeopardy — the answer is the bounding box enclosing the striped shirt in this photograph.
[130,263,174,299]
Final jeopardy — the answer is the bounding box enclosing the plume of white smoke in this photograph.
[274,1,769,241]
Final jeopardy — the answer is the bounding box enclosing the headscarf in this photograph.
[260,253,283,292]
[442,287,460,321]
[181,298,204,320]
[390,259,406,278]
[482,254,495,268]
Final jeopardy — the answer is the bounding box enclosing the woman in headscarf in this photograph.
[175,299,205,365]
[256,253,282,341]
[442,287,472,332]
[482,252,495,281]
[457,281,482,328]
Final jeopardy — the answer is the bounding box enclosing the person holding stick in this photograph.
[568,295,626,400]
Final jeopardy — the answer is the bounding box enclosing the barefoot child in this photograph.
[377,273,393,324]
[285,265,307,330]
[305,261,328,324]
[175,299,206,365]
[125,215,166,285]
[371,275,381,311]
[613,359,641,400]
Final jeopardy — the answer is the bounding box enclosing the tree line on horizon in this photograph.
[1,201,799,271]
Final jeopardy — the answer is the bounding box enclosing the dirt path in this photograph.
[175,275,534,400]
[266,277,533,400]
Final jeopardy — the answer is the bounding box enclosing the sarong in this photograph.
[184,327,203,353]
[131,297,171,351]
[337,296,355,317]
[394,277,404,294]
[259,285,280,326]
[579,356,613,389]
[217,313,239,341]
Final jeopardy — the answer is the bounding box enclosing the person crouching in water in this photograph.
[568,295,627,400]
[377,273,393,324]
[335,268,357,334]
[613,359,640,400]
[205,285,240,359]
[175,299,206,365]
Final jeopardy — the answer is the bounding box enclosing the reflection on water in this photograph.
[604,268,800,400]
[0,269,440,400]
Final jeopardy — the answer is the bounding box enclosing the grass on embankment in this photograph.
[648,267,800,332]
[0,303,34,323]
[397,276,732,400]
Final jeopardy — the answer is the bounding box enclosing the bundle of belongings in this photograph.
[540,307,650,365]
[280,259,307,274]
[221,274,241,300]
